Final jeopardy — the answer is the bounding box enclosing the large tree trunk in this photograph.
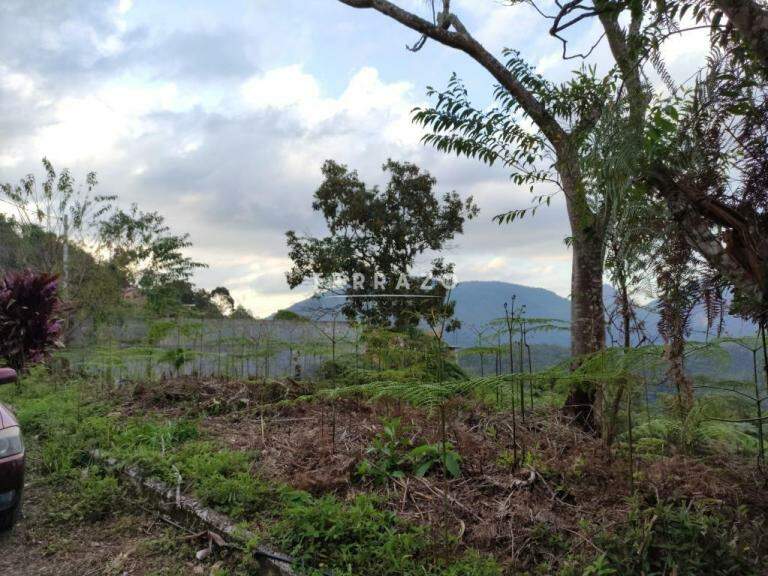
[564,229,606,430]
[570,233,607,359]
[560,160,606,430]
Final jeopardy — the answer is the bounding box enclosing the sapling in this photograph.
[503,298,520,467]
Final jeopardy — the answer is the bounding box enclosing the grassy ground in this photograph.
[0,439,229,575]
[1,368,766,575]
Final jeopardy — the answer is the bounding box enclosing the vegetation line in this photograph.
[89,449,297,576]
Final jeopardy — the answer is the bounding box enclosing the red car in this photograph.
[0,368,24,531]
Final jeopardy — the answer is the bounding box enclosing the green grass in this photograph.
[6,366,766,575]
[0,368,501,576]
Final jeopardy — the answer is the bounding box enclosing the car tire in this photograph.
[0,501,20,532]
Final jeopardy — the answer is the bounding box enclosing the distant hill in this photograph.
[446,281,571,347]
[283,280,572,347]
[283,280,758,348]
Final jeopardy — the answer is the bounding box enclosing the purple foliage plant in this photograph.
[0,270,63,371]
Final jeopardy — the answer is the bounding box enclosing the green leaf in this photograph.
[444,452,461,478]
[408,445,433,458]
[414,461,433,477]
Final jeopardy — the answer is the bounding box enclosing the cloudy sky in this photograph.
[0,0,708,316]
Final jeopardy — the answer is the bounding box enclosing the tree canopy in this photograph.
[286,159,477,330]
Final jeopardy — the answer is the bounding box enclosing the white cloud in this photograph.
[117,0,133,15]
[0,153,23,168]
[240,65,416,141]
[2,68,39,100]
[239,64,424,193]
[33,81,186,164]
[447,0,551,58]
[241,65,322,114]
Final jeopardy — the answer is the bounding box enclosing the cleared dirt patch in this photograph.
[122,377,768,571]
[0,483,205,575]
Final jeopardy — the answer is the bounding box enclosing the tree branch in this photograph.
[648,166,766,307]
[713,0,768,71]
[596,0,647,127]
[338,0,568,147]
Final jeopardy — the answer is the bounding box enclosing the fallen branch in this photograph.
[89,449,296,576]
[484,469,537,492]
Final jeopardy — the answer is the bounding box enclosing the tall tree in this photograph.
[0,158,115,301]
[338,0,647,423]
[286,159,476,330]
[543,0,768,324]
[99,204,207,314]
[211,286,236,316]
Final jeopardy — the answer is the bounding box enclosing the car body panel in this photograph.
[0,392,24,517]
[0,452,24,508]
[0,368,15,386]
[0,403,19,429]
[0,366,24,524]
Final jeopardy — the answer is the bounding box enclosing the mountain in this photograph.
[446,281,571,347]
[283,280,759,348]
[284,280,572,347]
[611,292,756,345]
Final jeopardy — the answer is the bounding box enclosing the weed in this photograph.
[588,497,761,575]
[273,493,499,576]
[357,418,462,480]
[406,441,461,478]
[356,417,412,482]
[50,467,124,522]
[569,455,587,478]
[495,448,517,470]
[126,441,277,519]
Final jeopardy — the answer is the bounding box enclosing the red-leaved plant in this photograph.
[0,270,63,371]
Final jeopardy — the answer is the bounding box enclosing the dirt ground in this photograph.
[0,456,235,576]
[5,376,765,574]
[126,377,768,571]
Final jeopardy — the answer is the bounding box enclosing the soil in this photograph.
[124,377,768,571]
[0,447,242,576]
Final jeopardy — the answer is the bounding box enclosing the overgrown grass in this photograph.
[562,497,763,576]
[0,368,502,575]
[5,366,766,575]
[273,493,499,576]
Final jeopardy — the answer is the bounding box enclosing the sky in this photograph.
[0,0,710,317]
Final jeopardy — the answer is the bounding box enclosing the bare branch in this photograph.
[338,0,568,147]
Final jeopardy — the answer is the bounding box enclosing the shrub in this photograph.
[274,493,500,576]
[0,269,62,371]
[590,497,761,575]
